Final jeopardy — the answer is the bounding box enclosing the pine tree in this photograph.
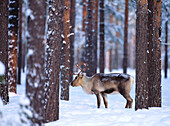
[93,0,98,74]
[135,0,149,110]
[82,0,87,32]
[60,0,70,100]
[135,0,162,110]
[164,16,168,78]
[99,0,105,73]
[0,0,9,104]
[147,0,162,107]
[26,0,47,124]
[8,0,19,93]
[123,0,129,73]
[17,0,22,84]
[44,0,62,122]
[70,0,76,82]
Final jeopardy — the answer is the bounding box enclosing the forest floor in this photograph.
[1,69,170,126]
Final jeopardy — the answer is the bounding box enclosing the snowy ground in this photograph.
[1,69,170,126]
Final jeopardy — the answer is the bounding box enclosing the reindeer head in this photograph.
[71,62,87,87]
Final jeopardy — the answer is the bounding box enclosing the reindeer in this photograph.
[71,62,134,108]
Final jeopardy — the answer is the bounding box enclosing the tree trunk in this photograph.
[115,6,119,70]
[82,0,87,32]
[60,0,70,101]
[147,0,162,107]
[115,42,119,69]
[17,0,22,85]
[44,0,62,122]
[135,0,149,110]
[26,0,47,124]
[99,0,105,73]
[123,0,129,73]
[8,0,19,93]
[164,20,168,78]
[70,0,75,82]
[84,0,95,76]
[0,0,9,104]
[93,0,98,74]
[109,48,112,72]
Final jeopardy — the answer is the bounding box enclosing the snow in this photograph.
[0,61,5,75]
[1,69,170,126]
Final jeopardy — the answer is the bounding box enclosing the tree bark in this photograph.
[17,0,22,85]
[123,0,129,73]
[8,0,19,93]
[147,0,162,107]
[26,0,47,124]
[135,0,148,110]
[44,0,62,122]
[70,0,75,82]
[0,0,9,104]
[82,0,87,32]
[93,0,98,74]
[99,0,105,73]
[164,20,168,78]
[60,0,70,101]
[84,0,96,76]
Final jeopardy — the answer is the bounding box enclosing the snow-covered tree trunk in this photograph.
[60,0,70,101]
[99,0,105,73]
[135,0,149,110]
[8,0,19,93]
[44,0,62,122]
[70,0,75,82]
[147,0,162,107]
[0,0,9,105]
[123,0,129,74]
[17,0,22,85]
[26,0,47,124]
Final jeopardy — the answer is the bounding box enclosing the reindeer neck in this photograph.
[80,76,93,94]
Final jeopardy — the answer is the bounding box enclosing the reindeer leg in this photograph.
[101,93,108,108]
[95,93,101,108]
[119,91,133,108]
[128,96,133,108]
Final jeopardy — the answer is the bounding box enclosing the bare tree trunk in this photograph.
[61,0,70,100]
[115,6,119,69]
[82,0,87,32]
[26,0,47,124]
[135,0,148,110]
[0,0,9,104]
[123,0,129,73]
[109,48,112,72]
[70,0,75,82]
[164,20,168,78]
[44,0,62,122]
[17,0,22,85]
[84,0,95,76]
[8,0,19,93]
[147,0,162,107]
[99,0,105,73]
[115,42,119,69]
[93,0,98,73]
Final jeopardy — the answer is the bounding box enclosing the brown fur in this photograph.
[71,73,134,108]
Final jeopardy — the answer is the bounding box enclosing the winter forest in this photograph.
[0,0,170,125]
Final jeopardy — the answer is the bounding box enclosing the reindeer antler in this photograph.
[70,62,88,75]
